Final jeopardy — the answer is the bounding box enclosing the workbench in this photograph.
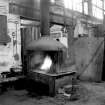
[0,76,25,83]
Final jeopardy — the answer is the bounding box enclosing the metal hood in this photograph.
[26,37,66,51]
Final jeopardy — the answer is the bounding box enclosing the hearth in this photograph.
[26,37,76,96]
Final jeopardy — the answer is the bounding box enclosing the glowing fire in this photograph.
[40,55,52,71]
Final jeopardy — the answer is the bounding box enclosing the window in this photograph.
[92,0,102,8]
[84,2,88,14]
[65,0,89,14]
[51,0,55,3]
[93,6,103,19]
[64,0,84,13]
[92,0,103,19]
[73,0,83,12]
[64,0,73,9]
[51,0,104,19]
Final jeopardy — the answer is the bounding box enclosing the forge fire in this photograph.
[28,51,64,74]
[40,55,52,71]
[30,51,54,73]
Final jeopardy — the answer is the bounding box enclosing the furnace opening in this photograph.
[28,51,64,74]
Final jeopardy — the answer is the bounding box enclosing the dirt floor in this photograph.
[0,81,105,105]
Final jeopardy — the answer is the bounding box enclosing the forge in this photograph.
[26,37,76,96]
[25,0,76,96]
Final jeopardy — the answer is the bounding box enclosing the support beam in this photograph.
[66,26,75,65]
[9,2,102,26]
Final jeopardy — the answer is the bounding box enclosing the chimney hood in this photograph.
[26,37,66,51]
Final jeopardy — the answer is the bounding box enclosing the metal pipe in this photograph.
[40,0,50,36]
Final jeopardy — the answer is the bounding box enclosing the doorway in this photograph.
[20,19,40,74]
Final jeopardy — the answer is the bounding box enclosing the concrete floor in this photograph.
[0,81,105,105]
